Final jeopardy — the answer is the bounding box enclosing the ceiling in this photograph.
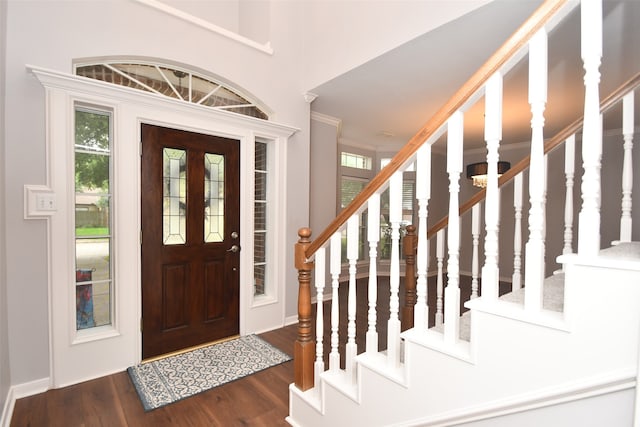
[309,0,640,153]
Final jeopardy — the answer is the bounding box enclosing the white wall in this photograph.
[160,0,270,45]
[239,0,270,44]
[3,0,310,386]
[0,0,11,416]
[300,0,492,92]
[162,0,241,33]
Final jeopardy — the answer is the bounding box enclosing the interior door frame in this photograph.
[31,65,297,387]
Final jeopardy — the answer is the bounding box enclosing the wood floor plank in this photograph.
[9,276,496,426]
[9,390,48,427]
[80,376,129,426]
[52,386,89,427]
[11,327,297,427]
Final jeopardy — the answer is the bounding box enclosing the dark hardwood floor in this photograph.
[10,326,297,427]
[10,275,510,426]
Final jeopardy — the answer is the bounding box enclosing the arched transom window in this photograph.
[75,61,269,120]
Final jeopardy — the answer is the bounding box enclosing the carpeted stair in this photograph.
[432,242,640,341]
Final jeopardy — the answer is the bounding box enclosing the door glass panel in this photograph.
[163,148,187,245]
[204,153,224,243]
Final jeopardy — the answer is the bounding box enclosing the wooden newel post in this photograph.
[402,225,417,331]
[294,227,315,391]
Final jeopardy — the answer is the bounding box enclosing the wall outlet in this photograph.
[24,185,57,218]
[36,192,57,211]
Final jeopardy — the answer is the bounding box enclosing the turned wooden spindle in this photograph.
[402,225,417,331]
[294,227,315,391]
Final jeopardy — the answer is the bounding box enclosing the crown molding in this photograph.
[311,111,342,134]
[303,92,318,103]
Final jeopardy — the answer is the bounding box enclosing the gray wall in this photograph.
[3,0,310,386]
[0,0,10,415]
[310,118,338,237]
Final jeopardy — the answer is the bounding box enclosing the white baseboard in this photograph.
[0,387,14,427]
[12,377,49,399]
[1,377,49,427]
[284,315,298,326]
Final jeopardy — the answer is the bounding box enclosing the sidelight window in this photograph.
[74,106,114,330]
[254,141,268,296]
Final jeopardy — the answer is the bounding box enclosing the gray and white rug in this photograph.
[128,334,292,411]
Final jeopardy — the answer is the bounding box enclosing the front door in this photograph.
[141,124,240,360]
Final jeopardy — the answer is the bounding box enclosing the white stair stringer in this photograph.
[288,352,410,427]
[288,247,640,426]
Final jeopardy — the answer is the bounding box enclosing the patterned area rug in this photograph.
[128,334,292,411]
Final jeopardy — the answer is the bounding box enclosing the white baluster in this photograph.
[512,173,523,289]
[388,172,403,367]
[540,154,548,276]
[543,153,548,247]
[314,247,326,390]
[445,111,463,344]
[620,92,634,242]
[563,135,576,256]
[366,194,380,353]
[481,72,503,302]
[471,203,481,299]
[329,232,341,372]
[525,28,548,312]
[435,229,445,327]
[578,0,603,256]
[414,144,431,331]
[346,215,359,383]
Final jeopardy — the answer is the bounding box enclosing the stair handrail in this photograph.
[304,0,570,260]
[426,71,640,239]
[295,0,575,392]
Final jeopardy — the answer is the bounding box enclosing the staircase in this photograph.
[288,1,640,425]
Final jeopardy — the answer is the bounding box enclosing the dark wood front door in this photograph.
[141,124,240,360]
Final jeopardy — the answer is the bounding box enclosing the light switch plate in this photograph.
[24,185,57,218]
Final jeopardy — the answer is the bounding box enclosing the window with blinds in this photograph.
[379,159,416,260]
[339,148,375,263]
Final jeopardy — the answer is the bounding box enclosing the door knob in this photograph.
[227,244,240,253]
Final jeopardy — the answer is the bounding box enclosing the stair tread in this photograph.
[431,273,565,341]
[600,241,640,260]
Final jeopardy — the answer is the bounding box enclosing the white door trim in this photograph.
[28,64,297,387]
